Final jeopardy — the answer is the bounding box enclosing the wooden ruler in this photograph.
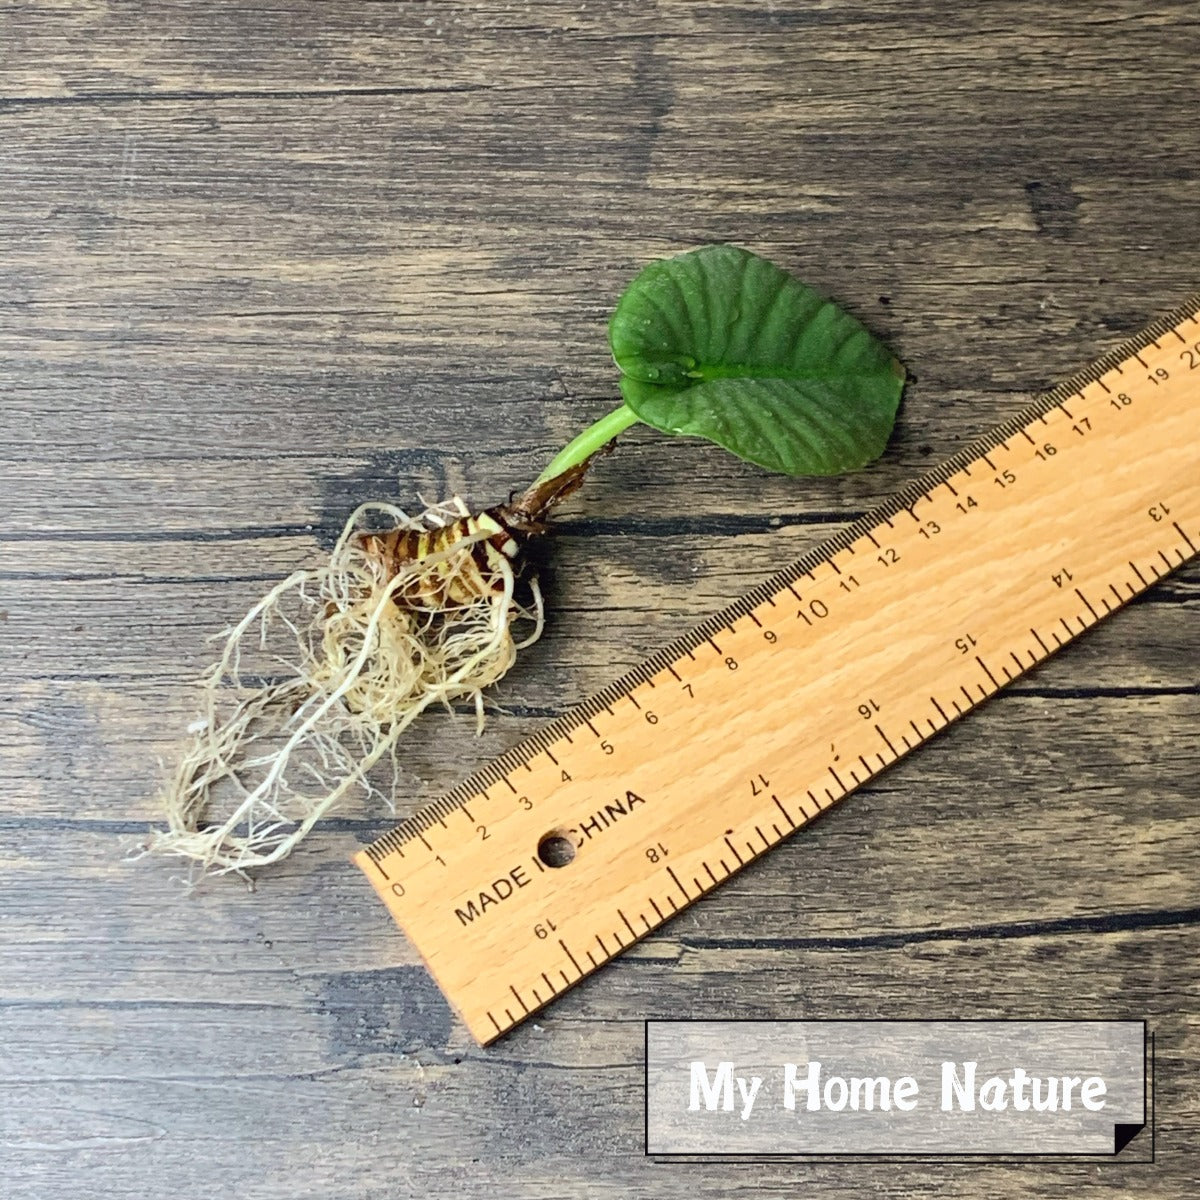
[356,298,1200,1045]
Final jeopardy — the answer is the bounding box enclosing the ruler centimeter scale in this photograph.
[356,298,1200,1046]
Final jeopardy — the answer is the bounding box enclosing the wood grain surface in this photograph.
[1,2,1197,1197]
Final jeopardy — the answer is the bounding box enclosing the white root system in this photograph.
[148,497,544,879]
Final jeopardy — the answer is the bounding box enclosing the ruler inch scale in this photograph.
[356,296,1200,1046]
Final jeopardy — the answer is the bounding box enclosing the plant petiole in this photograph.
[534,402,641,484]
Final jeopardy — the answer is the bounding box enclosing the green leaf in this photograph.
[608,244,905,476]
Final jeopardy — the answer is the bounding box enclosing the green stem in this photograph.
[535,403,641,484]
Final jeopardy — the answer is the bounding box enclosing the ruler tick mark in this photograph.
[541,971,556,995]
[585,949,597,967]
[723,835,744,866]
[489,1011,502,1034]
[773,795,796,829]
[704,861,719,885]
[931,696,950,725]
[583,718,599,738]
[559,938,583,976]
[649,897,664,922]
[667,867,691,899]
[975,655,1001,689]
[628,693,641,710]
[1074,587,1100,621]
[755,824,770,849]
[596,933,610,957]
[619,909,637,939]
[1172,521,1196,553]
[510,985,529,1014]
[1097,378,1112,394]
[1031,628,1051,657]
[875,724,899,756]
[829,766,846,790]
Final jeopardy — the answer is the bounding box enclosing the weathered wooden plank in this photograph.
[1,521,1196,605]
[1,931,1195,1199]
[2,585,1196,812]
[1,533,1194,681]
[3,694,1196,997]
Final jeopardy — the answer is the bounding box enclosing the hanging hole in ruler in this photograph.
[537,830,577,869]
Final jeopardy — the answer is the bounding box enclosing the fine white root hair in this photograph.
[147,496,543,880]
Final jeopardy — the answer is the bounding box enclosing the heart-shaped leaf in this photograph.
[608,244,905,475]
